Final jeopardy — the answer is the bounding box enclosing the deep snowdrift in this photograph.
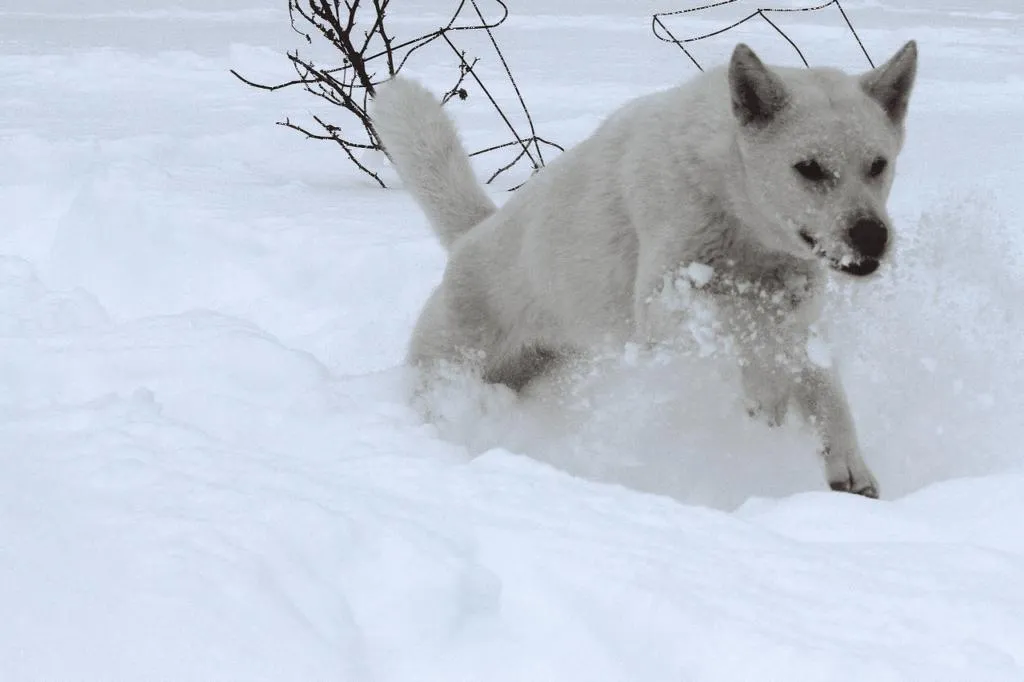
[1,1,1023,679]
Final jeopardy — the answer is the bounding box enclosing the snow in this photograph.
[685,262,716,288]
[2,0,1024,679]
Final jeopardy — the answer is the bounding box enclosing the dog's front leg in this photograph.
[793,364,879,498]
[740,360,792,428]
[631,234,703,345]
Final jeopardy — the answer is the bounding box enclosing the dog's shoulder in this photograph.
[602,66,732,132]
[602,67,739,186]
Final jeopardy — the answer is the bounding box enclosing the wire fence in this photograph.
[237,1,874,187]
[651,0,874,72]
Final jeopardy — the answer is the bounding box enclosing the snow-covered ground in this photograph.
[2,1,1023,679]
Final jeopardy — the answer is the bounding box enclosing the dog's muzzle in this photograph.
[798,228,882,277]
[836,257,880,276]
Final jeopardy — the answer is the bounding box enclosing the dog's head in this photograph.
[727,41,918,277]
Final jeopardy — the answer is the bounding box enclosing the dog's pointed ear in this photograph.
[860,40,918,126]
[728,43,789,127]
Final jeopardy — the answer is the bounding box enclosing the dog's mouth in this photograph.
[798,229,880,277]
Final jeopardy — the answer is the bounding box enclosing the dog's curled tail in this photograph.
[372,76,496,251]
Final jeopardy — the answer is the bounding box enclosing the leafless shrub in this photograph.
[231,0,562,188]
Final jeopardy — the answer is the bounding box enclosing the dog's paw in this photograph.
[823,449,879,499]
[745,397,789,428]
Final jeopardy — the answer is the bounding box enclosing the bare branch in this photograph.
[440,55,477,104]
[232,0,561,188]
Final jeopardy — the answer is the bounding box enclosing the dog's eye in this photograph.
[793,160,829,183]
[868,157,888,178]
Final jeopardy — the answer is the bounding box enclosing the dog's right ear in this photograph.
[728,44,789,127]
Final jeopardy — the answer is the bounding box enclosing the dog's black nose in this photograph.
[846,217,888,259]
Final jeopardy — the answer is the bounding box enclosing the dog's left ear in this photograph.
[729,43,789,127]
[860,40,918,126]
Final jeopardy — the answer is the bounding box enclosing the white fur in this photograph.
[371,78,496,249]
[371,41,918,498]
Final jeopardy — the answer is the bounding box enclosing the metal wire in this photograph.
[651,0,874,72]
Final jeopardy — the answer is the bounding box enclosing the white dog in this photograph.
[371,41,918,498]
